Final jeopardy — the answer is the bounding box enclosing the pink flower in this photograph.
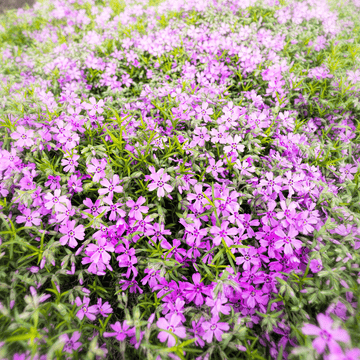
[258,172,283,195]
[59,220,85,248]
[60,331,82,353]
[88,158,107,183]
[75,296,98,321]
[223,134,245,154]
[126,196,149,220]
[210,220,239,246]
[44,189,68,212]
[201,315,229,343]
[61,154,80,173]
[195,102,213,123]
[186,183,212,211]
[309,258,323,273]
[147,169,173,198]
[82,96,104,116]
[16,208,41,227]
[11,126,35,148]
[190,127,210,147]
[99,174,123,200]
[103,320,134,341]
[95,297,113,318]
[302,313,350,354]
[274,226,302,255]
[157,314,187,347]
[184,273,209,306]
[86,237,114,264]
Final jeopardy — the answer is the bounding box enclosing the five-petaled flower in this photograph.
[201,315,229,343]
[16,208,41,227]
[126,196,149,221]
[88,158,107,183]
[156,314,187,347]
[148,168,173,198]
[75,296,98,321]
[11,126,35,148]
[59,220,85,248]
[302,313,350,354]
[82,96,104,116]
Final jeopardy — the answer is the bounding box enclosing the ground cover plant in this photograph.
[1,0,360,358]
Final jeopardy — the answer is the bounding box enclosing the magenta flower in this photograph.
[75,296,98,321]
[190,127,210,147]
[103,197,126,221]
[274,226,302,255]
[68,174,83,194]
[236,247,261,270]
[147,169,173,198]
[184,273,209,306]
[59,220,85,248]
[309,258,323,273]
[339,164,358,181]
[44,189,68,212]
[157,314,187,347]
[195,102,213,123]
[302,313,350,354]
[186,183,212,211]
[296,210,318,235]
[145,222,171,244]
[126,196,149,220]
[202,315,229,343]
[223,134,245,154]
[16,208,41,227]
[327,348,360,360]
[60,331,82,353]
[86,237,114,264]
[45,175,61,190]
[103,320,134,341]
[206,157,225,178]
[210,220,238,246]
[82,96,104,116]
[11,126,35,148]
[99,174,123,200]
[95,297,113,318]
[258,172,283,195]
[61,153,80,173]
[206,291,231,316]
[88,158,107,183]
[82,198,106,219]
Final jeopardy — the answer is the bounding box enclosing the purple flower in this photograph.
[16,208,41,227]
[60,331,82,353]
[88,158,107,183]
[274,226,302,255]
[186,183,212,211]
[75,296,98,321]
[147,168,173,198]
[45,175,61,190]
[258,172,283,195]
[126,196,149,220]
[184,273,209,306]
[309,258,323,273]
[210,220,238,246]
[145,222,171,244]
[59,220,85,248]
[302,313,350,354]
[99,174,123,200]
[95,297,113,318]
[157,314,187,347]
[103,321,134,341]
[195,102,213,123]
[68,174,83,194]
[327,348,360,360]
[201,315,229,343]
[82,96,104,116]
[44,189,68,212]
[11,126,35,148]
[61,153,80,173]
[86,237,114,264]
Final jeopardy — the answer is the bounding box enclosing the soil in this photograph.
[0,0,36,15]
